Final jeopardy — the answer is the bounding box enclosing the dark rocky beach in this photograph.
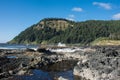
[0,46,120,80]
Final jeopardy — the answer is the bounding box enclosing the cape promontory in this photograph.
[9,18,120,45]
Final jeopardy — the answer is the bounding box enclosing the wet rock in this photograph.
[37,48,53,54]
[9,70,13,75]
[0,72,10,79]
[26,48,36,52]
[0,56,31,79]
[58,76,68,80]
[17,69,27,75]
[0,49,3,53]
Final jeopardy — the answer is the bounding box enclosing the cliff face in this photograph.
[37,19,70,30]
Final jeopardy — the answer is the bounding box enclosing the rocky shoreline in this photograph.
[74,46,120,80]
[0,46,120,80]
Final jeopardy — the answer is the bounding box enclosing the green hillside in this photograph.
[91,37,120,46]
[9,18,120,45]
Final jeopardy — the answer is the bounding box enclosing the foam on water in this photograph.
[49,48,83,53]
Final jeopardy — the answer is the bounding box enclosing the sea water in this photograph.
[0,43,38,50]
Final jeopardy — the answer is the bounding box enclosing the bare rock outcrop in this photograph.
[73,46,120,80]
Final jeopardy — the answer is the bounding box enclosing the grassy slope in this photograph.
[91,37,120,46]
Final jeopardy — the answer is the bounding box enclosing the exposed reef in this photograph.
[0,46,120,80]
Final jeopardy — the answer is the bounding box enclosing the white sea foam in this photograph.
[49,47,83,53]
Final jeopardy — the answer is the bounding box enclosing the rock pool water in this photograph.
[7,56,17,58]
[9,60,77,80]
[13,69,52,80]
[10,69,74,80]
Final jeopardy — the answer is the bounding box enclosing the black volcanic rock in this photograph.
[37,48,53,54]
[26,48,36,52]
[0,49,3,53]
[74,46,120,80]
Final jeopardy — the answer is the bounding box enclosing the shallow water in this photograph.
[10,69,74,80]
[40,60,77,72]
[9,60,77,80]
[49,70,74,80]
[13,69,52,80]
[7,56,17,58]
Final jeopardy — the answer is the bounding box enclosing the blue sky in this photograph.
[0,0,120,43]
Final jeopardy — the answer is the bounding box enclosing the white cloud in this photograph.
[67,18,74,21]
[68,14,75,18]
[93,2,111,10]
[66,14,75,21]
[112,13,120,20]
[72,7,83,12]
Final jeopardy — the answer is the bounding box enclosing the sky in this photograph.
[0,0,120,43]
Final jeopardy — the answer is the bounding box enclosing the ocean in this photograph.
[0,43,38,50]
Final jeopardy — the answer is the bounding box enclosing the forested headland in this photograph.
[9,18,120,45]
